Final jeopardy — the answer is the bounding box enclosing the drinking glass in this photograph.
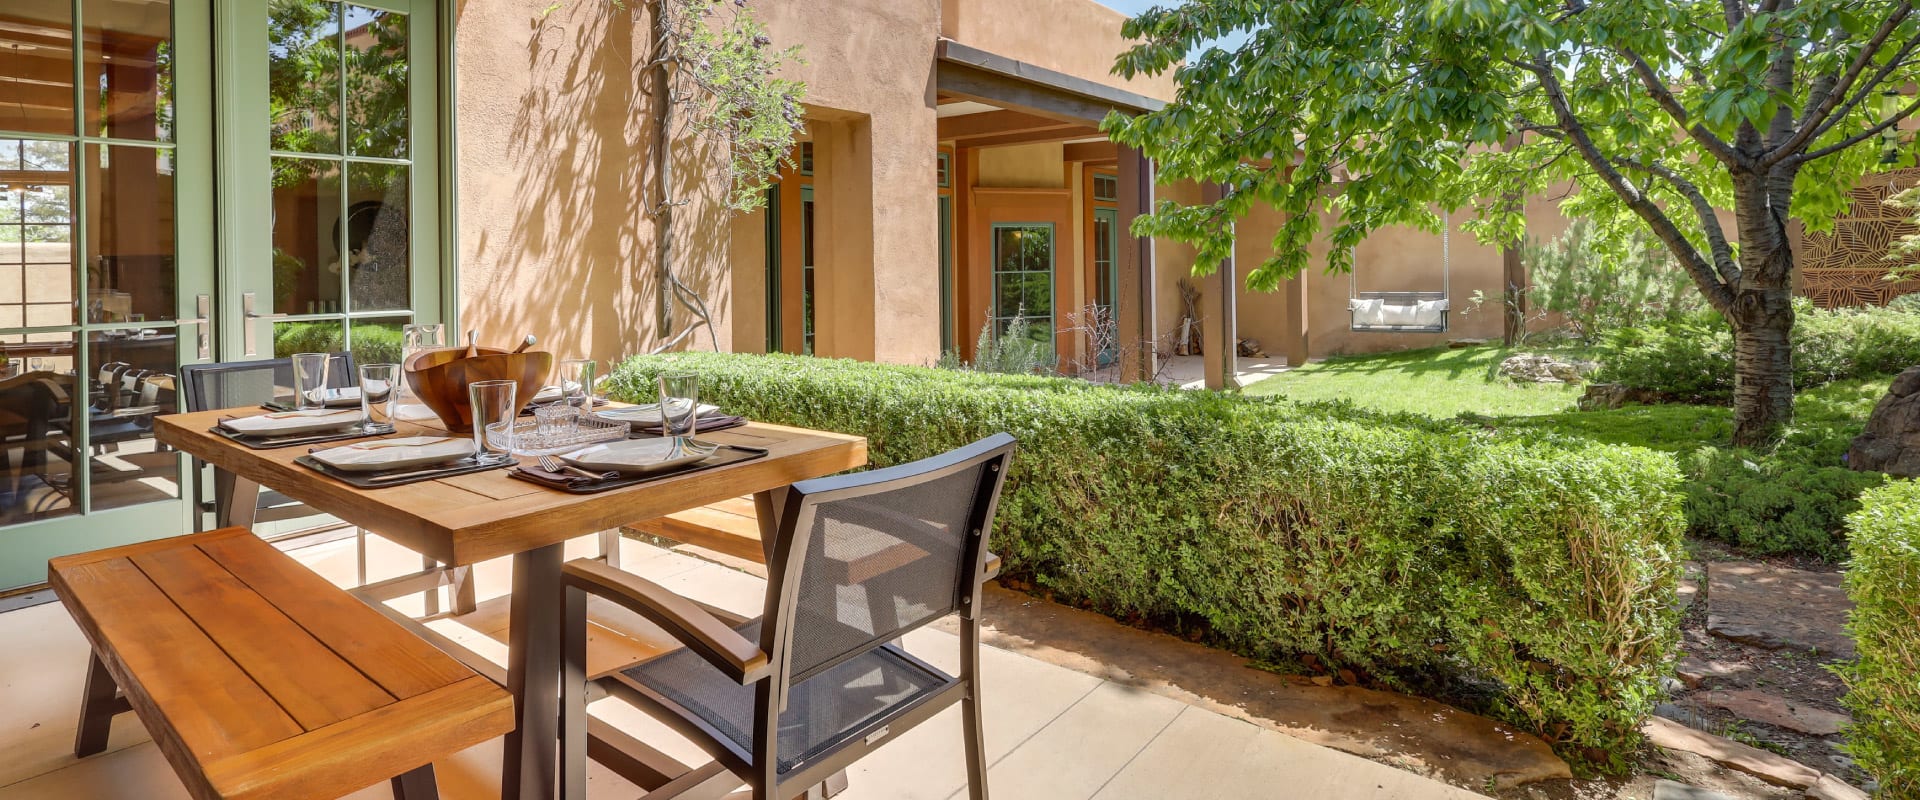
[468,380,518,461]
[658,373,699,438]
[359,363,399,430]
[291,352,330,410]
[396,324,448,421]
[557,359,596,409]
[534,404,579,438]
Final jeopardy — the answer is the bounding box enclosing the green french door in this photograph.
[0,0,442,590]
[215,0,443,366]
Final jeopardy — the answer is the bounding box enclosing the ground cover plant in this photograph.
[610,352,1686,772]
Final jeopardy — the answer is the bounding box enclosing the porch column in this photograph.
[1281,274,1309,367]
[1116,145,1157,382]
[1199,182,1239,390]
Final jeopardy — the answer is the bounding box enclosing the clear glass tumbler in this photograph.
[291,352,330,410]
[468,379,518,461]
[658,373,699,438]
[557,359,596,409]
[359,363,399,430]
[396,324,448,421]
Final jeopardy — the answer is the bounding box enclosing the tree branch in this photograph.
[1764,4,1916,164]
[1619,46,1748,168]
[1615,158,1742,286]
[1532,55,1738,313]
[1796,92,1920,163]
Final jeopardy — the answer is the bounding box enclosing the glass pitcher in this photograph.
[395,323,447,421]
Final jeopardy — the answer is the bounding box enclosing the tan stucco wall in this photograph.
[945,0,1177,102]
[978,143,1068,188]
[456,0,943,367]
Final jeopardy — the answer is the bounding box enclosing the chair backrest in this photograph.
[762,433,1016,685]
[180,354,356,412]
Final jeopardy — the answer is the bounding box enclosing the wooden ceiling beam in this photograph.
[939,110,1079,141]
[1063,141,1118,163]
[955,126,1102,149]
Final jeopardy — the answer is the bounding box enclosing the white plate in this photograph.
[219,409,364,437]
[560,437,719,475]
[309,436,477,472]
[593,403,721,425]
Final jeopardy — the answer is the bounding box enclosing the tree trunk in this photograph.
[1728,283,1796,447]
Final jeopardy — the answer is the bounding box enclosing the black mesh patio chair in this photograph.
[557,433,1016,800]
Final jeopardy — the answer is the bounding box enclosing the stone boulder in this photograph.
[1847,364,1920,477]
[1499,353,1598,384]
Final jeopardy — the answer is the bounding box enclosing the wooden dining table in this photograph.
[155,408,867,800]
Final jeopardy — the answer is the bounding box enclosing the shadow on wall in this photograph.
[460,0,734,364]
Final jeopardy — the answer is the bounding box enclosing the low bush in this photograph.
[609,352,1687,771]
[1596,301,1920,401]
[273,322,404,365]
[1838,480,1920,799]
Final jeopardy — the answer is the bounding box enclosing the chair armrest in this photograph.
[561,558,771,684]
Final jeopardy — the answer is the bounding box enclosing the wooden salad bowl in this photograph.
[404,346,553,433]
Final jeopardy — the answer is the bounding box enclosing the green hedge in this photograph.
[273,322,405,366]
[609,352,1686,771]
[1840,481,1920,799]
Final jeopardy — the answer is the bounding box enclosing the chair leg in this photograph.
[450,566,477,616]
[599,528,621,569]
[560,586,588,800]
[390,764,439,800]
[960,620,989,800]
[74,651,119,757]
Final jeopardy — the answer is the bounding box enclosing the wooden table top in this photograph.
[50,528,514,800]
[155,409,868,566]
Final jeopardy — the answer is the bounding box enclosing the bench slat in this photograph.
[196,533,472,700]
[50,558,303,768]
[130,545,397,731]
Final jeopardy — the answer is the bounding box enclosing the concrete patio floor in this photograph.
[0,530,1485,800]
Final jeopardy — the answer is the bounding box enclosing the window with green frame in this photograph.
[990,223,1055,358]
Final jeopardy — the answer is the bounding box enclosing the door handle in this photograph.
[175,294,212,360]
[241,292,288,357]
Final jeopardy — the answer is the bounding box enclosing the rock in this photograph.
[1706,562,1855,659]
[1675,656,1750,689]
[1654,779,1739,800]
[1699,689,1852,736]
[1643,716,1822,789]
[1661,676,1687,695]
[1674,561,1703,613]
[1500,353,1589,383]
[1847,364,1920,476]
[1807,774,1871,800]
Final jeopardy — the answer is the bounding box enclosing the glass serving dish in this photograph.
[504,413,628,456]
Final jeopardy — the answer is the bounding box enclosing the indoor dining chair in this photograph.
[557,433,1017,800]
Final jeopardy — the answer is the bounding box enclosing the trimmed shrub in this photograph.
[609,352,1686,771]
[273,322,404,366]
[1596,302,1920,401]
[1839,480,1920,799]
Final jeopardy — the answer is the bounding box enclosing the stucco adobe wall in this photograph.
[945,0,1178,103]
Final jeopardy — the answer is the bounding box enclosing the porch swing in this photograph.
[1348,214,1452,333]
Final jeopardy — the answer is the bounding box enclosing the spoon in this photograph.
[512,334,537,354]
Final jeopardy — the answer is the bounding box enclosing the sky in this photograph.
[1090,0,1252,58]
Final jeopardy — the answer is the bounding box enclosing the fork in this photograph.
[538,454,606,480]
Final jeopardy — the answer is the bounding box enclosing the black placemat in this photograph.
[293,452,516,489]
[211,423,395,451]
[507,444,769,494]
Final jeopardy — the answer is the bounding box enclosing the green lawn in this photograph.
[1243,345,1587,418]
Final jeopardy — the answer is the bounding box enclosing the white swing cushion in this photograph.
[1348,298,1386,326]
[1371,298,1449,328]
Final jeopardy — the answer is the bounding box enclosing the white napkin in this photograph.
[218,408,362,435]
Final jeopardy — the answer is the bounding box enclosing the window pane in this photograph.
[345,7,408,159]
[268,0,343,154]
[274,318,342,359]
[0,333,80,524]
[88,143,177,323]
[344,162,408,311]
[0,3,76,136]
[271,157,342,314]
[348,316,407,366]
[87,327,181,512]
[84,0,174,141]
[21,140,71,171]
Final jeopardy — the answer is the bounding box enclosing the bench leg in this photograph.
[451,565,477,616]
[75,651,118,757]
[598,529,621,570]
[421,553,441,616]
[390,764,439,800]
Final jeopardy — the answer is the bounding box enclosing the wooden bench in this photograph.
[622,495,766,563]
[48,528,516,800]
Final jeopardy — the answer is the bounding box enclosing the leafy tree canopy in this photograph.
[1105,0,1920,300]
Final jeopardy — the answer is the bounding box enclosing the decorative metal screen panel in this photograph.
[1800,169,1920,308]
